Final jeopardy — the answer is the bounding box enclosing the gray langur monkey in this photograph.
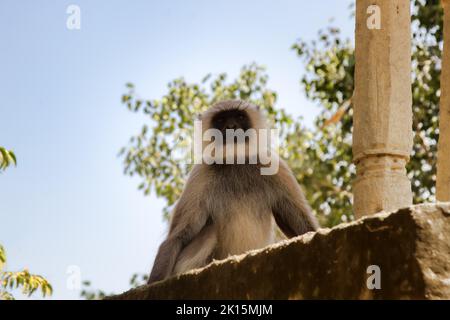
[148,100,319,284]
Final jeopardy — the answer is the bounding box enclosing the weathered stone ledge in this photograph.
[109,203,450,299]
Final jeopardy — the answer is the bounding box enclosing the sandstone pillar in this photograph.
[437,0,450,202]
[353,0,413,218]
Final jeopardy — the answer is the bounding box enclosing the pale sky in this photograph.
[0,0,353,299]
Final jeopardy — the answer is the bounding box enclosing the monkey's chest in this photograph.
[204,165,277,258]
[206,193,275,259]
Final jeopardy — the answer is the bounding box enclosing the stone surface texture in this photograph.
[109,203,450,300]
[352,0,413,218]
[437,0,450,202]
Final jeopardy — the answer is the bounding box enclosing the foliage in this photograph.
[120,63,295,219]
[0,245,53,300]
[129,273,148,287]
[80,1,445,300]
[80,281,109,300]
[0,147,16,171]
[120,57,356,226]
[80,273,148,300]
[120,1,444,227]
[291,26,355,225]
[1,150,52,300]
[291,0,443,210]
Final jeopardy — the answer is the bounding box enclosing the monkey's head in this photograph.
[198,100,270,164]
[201,100,268,133]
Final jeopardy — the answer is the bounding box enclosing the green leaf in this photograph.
[8,150,17,166]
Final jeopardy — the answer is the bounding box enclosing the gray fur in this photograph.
[148,101,319,284]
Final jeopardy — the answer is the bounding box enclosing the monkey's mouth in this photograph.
[216,130,252,145]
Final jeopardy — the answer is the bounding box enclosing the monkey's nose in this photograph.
[225,121,239,130]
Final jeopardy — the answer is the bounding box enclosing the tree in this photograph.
[0,147,53,300]
[82,1,443,297]
[120,1,444,227]
[0,147,16,171]
[79,281,108,300]
[80,273,147,300]
[291,0,443,217]
[0,244,53,300]
[119,64,297,220]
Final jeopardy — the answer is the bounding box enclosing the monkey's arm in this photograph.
[272,161,319,238]
[148,166,209,284]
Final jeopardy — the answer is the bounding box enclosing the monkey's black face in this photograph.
[211,109,252,136]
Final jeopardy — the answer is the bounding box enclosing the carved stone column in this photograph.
[437,0,450,202]
[353,0,413,218]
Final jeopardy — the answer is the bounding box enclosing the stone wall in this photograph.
[109,203,450,300]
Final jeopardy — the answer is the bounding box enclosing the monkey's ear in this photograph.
[196,113,202,120]
[255,105,261,110]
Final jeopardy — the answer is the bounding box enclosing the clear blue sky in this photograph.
[0,0,353,299]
